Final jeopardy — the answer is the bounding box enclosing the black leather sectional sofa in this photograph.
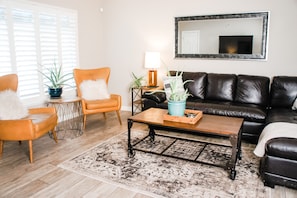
[143,71,271,143]
[259,76,297,189]
[142,71,297,189]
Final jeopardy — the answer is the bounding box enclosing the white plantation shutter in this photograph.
[12,8,40,98]
[0,0,78,104]
[0,6,12,75]
[39,13,59,92]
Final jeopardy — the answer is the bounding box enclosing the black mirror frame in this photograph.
[175,12,269,60]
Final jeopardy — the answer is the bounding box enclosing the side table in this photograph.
[131,86,161,115]
[46,96,83,139]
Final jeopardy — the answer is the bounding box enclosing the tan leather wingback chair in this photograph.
[0,74,58,163]
[73,67,122,129]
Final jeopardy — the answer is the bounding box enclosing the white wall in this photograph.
[31,0,297,111]
[101,0,297,111]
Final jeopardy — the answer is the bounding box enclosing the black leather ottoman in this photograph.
[260,137,297,189]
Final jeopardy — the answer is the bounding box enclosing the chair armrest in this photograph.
[110,94,122,109]
[110,94,121,100]
[29,107,56,114]
[0,119,34,140]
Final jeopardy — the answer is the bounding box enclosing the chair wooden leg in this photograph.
[83,115,87,129]
[0,140,3,157]
[51,128,58,143]
[28,140,33,163]
[116,110,122,125]
[103,112,107,119]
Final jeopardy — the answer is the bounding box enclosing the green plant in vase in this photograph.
[38,62,73,98]
[165,72,192,101]
[164,71,193,116]
[148,70,193,116]
[129,72,145,90]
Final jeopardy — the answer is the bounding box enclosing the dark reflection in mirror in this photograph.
[175,12,269,60]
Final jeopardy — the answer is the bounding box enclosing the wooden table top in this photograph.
[129,108,244,137]
[46,96,81,104]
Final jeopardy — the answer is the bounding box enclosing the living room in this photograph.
[0,0,297,197]
[22,0,297,110]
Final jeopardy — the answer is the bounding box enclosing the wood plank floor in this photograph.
[0,111,296,198]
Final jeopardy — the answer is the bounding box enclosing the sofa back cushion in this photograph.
[182,72,207,99]
[270,76,297,108]
[205,73,237,101]
[235,75,270,107]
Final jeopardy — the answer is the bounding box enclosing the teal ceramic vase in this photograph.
[168,100,186,116]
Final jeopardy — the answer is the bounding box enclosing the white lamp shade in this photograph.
[144,52,160,69]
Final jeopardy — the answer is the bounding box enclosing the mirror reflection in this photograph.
[175,12,269,60]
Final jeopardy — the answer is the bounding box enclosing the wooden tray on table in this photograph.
[163,109,203,124]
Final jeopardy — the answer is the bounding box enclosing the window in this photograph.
[0,0,78,105]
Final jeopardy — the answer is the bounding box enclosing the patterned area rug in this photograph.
[59,130,269,198]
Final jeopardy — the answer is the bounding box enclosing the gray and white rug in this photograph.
[59,130,269,198]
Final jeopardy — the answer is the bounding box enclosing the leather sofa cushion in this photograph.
[206,73,236,102]
[266,138,297,161]
[186,98,267,122]
[235,75,270,107]
[266,108,297,124]
[270,76,297,108]
[182,72,207,99]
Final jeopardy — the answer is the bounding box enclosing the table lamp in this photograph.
[144,52,160,87]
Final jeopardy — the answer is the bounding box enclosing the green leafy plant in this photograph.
[166,71,193,102]
[38,62,73,89]
[148,71,193,102]
[129,72,145,90]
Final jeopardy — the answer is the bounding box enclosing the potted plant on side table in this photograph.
[129,72,146,90]
[39,62,73,98]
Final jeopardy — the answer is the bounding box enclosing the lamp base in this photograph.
[148,70,157,87]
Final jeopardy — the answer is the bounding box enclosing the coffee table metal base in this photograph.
[127,119,241,180]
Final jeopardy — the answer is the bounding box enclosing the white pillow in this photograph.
[80,79,110,100]
[0,90,28,120]
[292,97,297,110]
[163,76,185,100]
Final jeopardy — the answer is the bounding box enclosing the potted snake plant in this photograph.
[148,71,193,116]
[39,62,73,98]
[164,71,193,116]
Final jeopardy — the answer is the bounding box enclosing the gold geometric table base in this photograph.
[46,96,83,140]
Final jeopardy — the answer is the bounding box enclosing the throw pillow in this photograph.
[163,76,185,100]
[80,79,110,100]
[0,89,29,120]
[292,97,297,110]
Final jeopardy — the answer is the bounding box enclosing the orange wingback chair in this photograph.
[73,67,122,129]
[0,74,58,163]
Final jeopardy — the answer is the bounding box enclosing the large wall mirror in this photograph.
[175,12,269,60]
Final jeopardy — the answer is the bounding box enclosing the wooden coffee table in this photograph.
[127,108,243,180]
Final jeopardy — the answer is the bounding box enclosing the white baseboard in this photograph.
[121,105,131,112]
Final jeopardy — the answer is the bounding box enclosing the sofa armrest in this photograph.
[142,92,167,103]
[266,137,297,160]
